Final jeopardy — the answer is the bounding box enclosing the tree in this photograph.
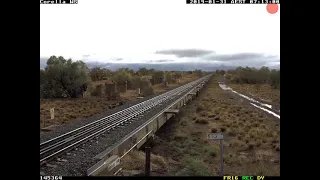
[152,71,164,84]
[194,69,203,77]
[173,71,183,79]
[216,70,225,75]
[40,69,46,98]
[258,66,270,83]
[225,66,280,89]
[118,68,134,75]
[148,68,156,75]
[89,67,107,81]
[138,68,148,76]
[270,69,280,89]
[112,70,132,85]
[40,69,46,85]
[165,72,175,84]
[104,69,113,80]
[41,56,91,98]
[225,73,232,83]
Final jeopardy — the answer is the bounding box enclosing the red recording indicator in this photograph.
[267,4,279,14]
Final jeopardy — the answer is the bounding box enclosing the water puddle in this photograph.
[250,103,280,119]
[219,84,232,90]
[230,90,272,109]
[218,82,280,119]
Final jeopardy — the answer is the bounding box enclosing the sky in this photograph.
[40,0,280,68]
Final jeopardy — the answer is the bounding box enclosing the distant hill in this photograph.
[40,57,47,69]
[40,57,279,71]
[268,64,280,70]
[84,62,237,71]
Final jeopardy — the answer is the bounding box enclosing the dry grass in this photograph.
[120,90,140,101]
[228,84,280,105]
[189,79,279,175]
[40,97,117,129]
[121,77,280,176]
[121,150,170,174]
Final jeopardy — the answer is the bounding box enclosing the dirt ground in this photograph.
[40,74,198,129]
[121,76,280,176]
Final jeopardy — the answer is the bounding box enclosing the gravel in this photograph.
[40,78,209,176]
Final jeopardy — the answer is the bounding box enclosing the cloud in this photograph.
[154,49,215,58]
[148,59,174,63]
[202,52,279,68]
[204,53,277,61]
[82,54,90,58]
[114,58,123,61]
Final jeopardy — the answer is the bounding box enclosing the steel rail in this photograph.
[40,75,210,164]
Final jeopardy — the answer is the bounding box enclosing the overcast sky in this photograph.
[40,0,280,67]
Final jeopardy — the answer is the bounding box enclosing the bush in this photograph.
[195,119,208,124]
[139,79,153,96]
[183,157,213,176]
[130,76,141,90]
[91,84,103,96]
[141,86,154,96]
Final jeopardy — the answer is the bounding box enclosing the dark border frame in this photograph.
[7,0,302,178]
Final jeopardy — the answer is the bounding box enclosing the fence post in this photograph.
[145,147,151,176]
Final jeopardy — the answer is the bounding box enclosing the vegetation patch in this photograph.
[121,75,280,176]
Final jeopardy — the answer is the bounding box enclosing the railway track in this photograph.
[40,75,211,165]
